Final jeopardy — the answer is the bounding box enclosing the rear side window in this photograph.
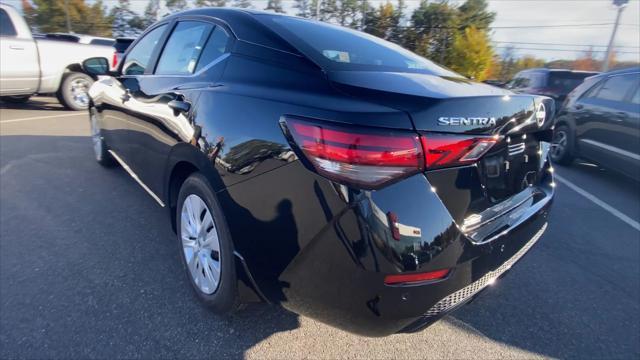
[90,39,115,46]
[594,75,636,102]
[155,21,213,75]
[0,9,17,37]
[548,73,591,94]
[195,27,230,72]
[122,24,167,76]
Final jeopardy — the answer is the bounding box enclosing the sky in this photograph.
[7,0,640,62]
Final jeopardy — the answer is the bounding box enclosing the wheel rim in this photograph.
[180,194,221,294]
[89,111,102,160]
[551,131,568,159]
[70,78,90,108]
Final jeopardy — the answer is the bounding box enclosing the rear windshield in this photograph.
[259,15,461,77]
[114,39,134,53]
[548,72,597,94]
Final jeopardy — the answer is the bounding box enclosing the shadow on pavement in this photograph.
[0,96,66,111]
[1,135,638,359]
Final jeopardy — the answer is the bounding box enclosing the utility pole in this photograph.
[602,0,628,72]
[63,0,72,33]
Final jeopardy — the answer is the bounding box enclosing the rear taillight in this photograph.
[282,117,497,189]
[384,268,450,285]
[112,52,118,68]
[421,134,497,170]
[282,117,423,189]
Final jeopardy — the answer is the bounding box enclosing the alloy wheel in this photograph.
[550,130,568,160]
[70,78,90,108]
[180,194,221,294]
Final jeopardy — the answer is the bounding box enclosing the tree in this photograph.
[142,0,160,29]
[22,0,112,36]
[458,0,495,30]
[364,2,396,40]
[265,0,285,13]
[294,0,312,18]
[336,0,361,28]
[166,0,188,14]
[449,26,493,80]
[320,0,339,22]
[233,0,252,8]
[409,0,460,65]
[195,0,227,6]
[110,0,142,37]
[574,47,598,71]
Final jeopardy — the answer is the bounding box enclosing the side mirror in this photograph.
[82,57,111,78]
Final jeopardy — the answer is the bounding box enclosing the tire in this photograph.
[177,173,239,313]
[1,95,31,104]
[57,72,93,111]
[89,107,115,167]
[550,124,575,165]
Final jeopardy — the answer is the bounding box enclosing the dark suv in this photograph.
[551,67,640,180]
[508,68,599,107]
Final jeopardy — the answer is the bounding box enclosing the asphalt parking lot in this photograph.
[1,97,639,359]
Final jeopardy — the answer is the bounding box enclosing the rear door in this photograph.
[0,7,39,95]
[575,72,639,174]
[113,18,233,196]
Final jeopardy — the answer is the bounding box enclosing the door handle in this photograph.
[575,104,584,110]
[9,45,24,50]
[168,100,190,114]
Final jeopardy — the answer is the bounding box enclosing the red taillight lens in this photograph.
[283,118,423,189]
[384,269,450,285]
[112,52,118,68]
[421,134,497,169]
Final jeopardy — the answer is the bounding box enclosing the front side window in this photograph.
[122,24,167,76]
[631,86,640,105]
[594,75,637,102]
[0,9,17,37]
[155,21,213,75]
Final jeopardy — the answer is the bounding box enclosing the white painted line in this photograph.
[0,112,85,124]
[555,174,640,232]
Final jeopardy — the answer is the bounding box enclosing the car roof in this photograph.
[159,8,300,55]
[520,68,599,74]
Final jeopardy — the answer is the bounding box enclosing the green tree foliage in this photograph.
[166,0,189,14]
[408,0,459,65]
[142,0,160,29]
[458,0,495,30]
[265,0,285,13]
[22,0,112,36]
[294,0,312,18]
[449,26,493,80]
[364,2,397,40]
[195,0,227,7]
[109,0,143,37]
[336,0,361,28]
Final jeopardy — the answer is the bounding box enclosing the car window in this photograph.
[593,75,636,102]
[90,38,115,46]
[0,9,17,37]
[194,27,230,72]
[122,24,167,76]
[156,21,213,75]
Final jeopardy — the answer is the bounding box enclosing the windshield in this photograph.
[548,73,596,94]
[259,15,461,77]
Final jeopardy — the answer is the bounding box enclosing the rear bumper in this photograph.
[220,161,553,337]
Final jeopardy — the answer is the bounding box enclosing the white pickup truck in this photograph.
[0,3,114,110]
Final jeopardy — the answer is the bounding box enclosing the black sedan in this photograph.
[551,67,640,180]
[82,8,555,336]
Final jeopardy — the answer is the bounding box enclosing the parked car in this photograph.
[83,8,555,336]
[0,3,113,110]
[507,68,599,109]
[551,67,640,180]
[112,37,135,70]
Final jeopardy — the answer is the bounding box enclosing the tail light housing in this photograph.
[112,51,118,68]
[281,117,497,189]
[281,117,423,189]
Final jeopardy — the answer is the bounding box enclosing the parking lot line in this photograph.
[555,174,640,232]
[0,113,85,124]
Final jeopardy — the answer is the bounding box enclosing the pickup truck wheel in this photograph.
[57,72,93,111]
[1,95,31,104]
